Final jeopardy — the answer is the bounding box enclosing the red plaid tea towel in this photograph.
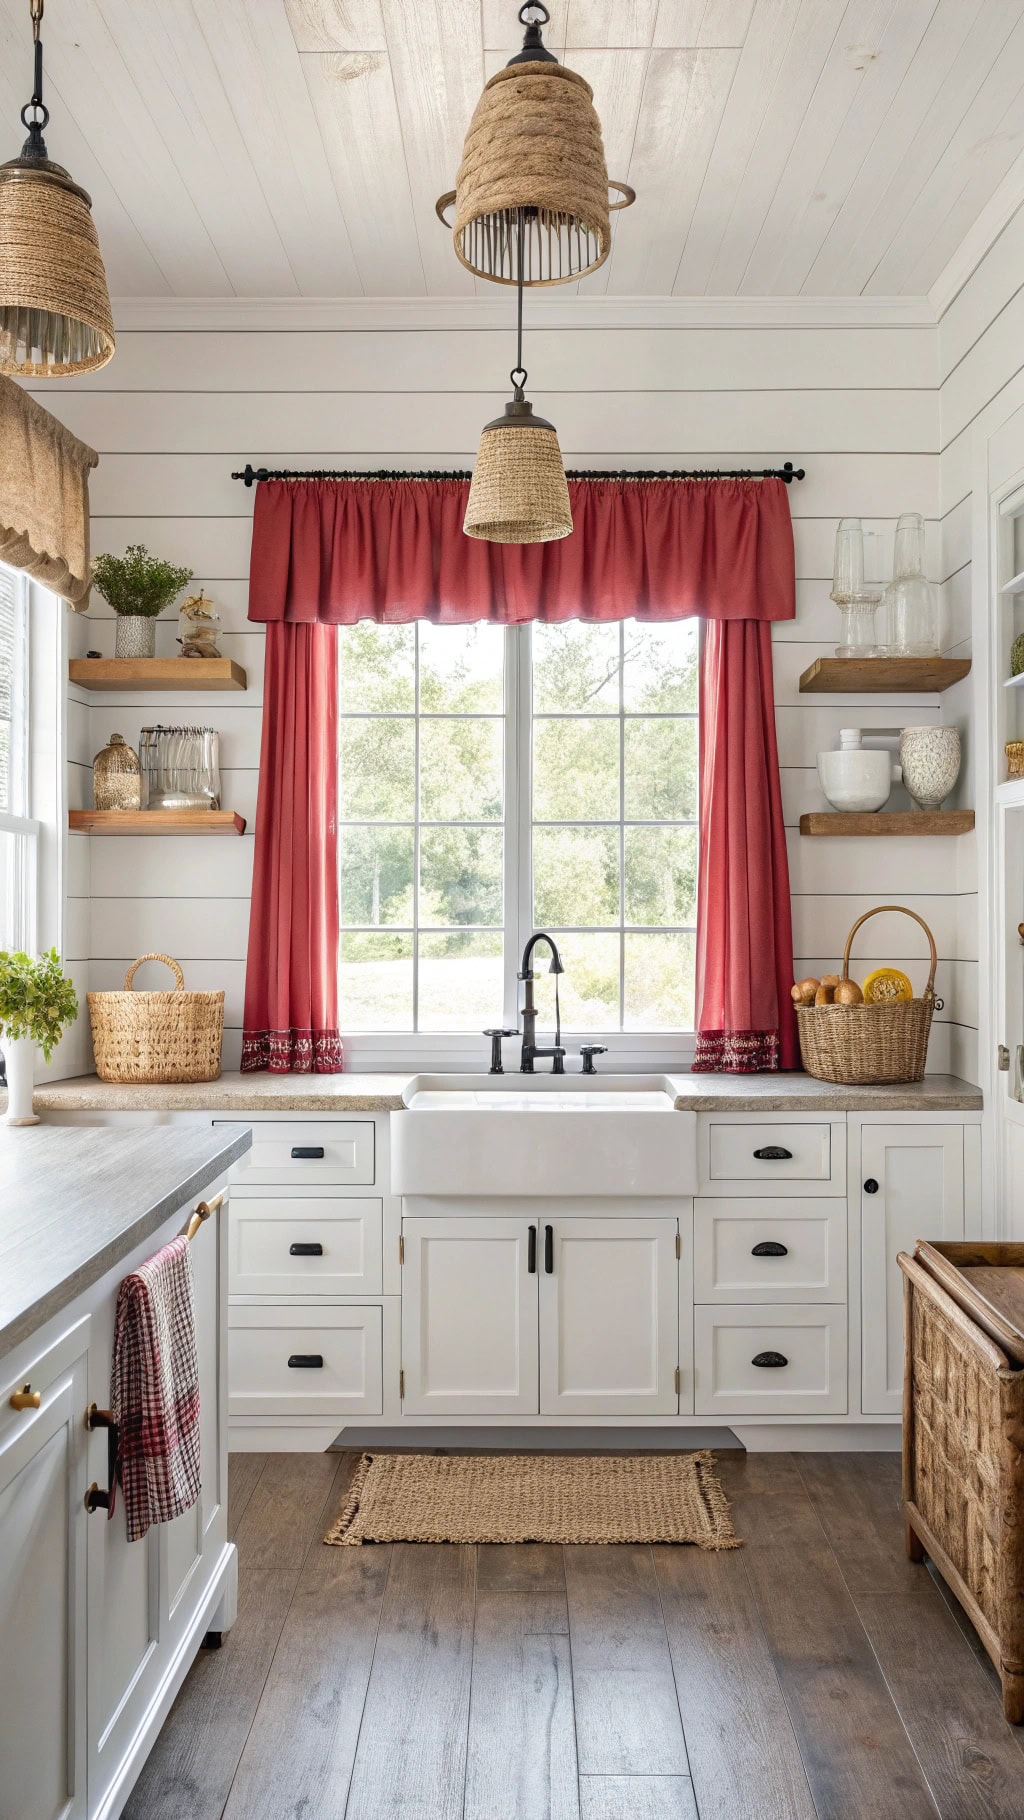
[111,1234,202,1542]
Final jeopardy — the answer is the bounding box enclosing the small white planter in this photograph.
[115,615,157,659]
[2,1034,40,1125]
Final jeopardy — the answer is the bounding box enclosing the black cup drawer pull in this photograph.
[751,1350,788,1369]
[287,1354,324,1369]
[289,1242,324,1257]
[752,1145,793,1161]
[291,1145,325,1160]
[751,1241,789,1258]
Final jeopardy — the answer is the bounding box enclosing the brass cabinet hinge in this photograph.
[399,1234,405,1264]
[675,1231,681,1260]
[674,1366,681,1395]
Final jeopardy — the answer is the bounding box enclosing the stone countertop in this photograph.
[0,1122,252,1359]
[9,1069,983,1115]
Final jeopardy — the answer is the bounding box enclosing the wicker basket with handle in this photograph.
[87,953,224,1084]
[795,904,942,1085]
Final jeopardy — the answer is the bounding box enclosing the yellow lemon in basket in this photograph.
[862,967,913,1004]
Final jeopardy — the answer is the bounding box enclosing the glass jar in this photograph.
[878,513,937,657]
[177,590,221,659]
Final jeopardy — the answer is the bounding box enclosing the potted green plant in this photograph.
[0,949,79,1125]
[92,544,194,659]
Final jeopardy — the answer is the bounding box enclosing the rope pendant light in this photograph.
[0,0,115,377]
[436,2,634,286]
[463,211,572,544]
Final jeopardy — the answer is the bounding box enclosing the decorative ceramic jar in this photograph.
[899,725,961,809]
[114,614,156,659]
[1,1034,39,1125]
[92,732,142,811]
[817,729,900,812]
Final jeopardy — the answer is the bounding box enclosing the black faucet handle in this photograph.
[484,1028,519,1074]
[579,1044,608,1075]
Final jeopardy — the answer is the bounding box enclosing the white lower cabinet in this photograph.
[693,1198,846,1304]
[229,1304,383,1419]
[0,1319,91,1820]
[694,1305,847,1416]
[1,1184,234,1820]
[400,1213,679,1416]
[401,1218,539,1415]
[540,1217,678,1415]
[860,1122,967,1415]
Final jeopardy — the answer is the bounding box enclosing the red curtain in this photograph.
[247,476,795,625]
[241,622,343,1073]
[693,620,798,1073]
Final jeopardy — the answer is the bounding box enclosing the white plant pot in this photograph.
[2,1034,40,1125]
[115,615,156,659]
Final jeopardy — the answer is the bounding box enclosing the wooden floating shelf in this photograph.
[798,657,971,694]
[69,657,247,692]
[799,810,975,837]
[69,810,246,835]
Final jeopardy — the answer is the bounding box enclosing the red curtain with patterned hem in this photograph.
[241,622,343,1073]
[692,620,798,1074]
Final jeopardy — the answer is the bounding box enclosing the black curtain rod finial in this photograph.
[231,461,806,487]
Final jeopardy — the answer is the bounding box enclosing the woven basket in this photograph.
[88,953,223,1084]
[796,905,941,1085]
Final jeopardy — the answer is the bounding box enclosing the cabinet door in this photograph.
[0,1320,90,1820]
[540,1217,678,1415]
[860,1123,965,1415]
[401,1218,539,1415]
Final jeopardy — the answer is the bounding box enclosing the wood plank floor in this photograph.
[124,1451,1024,1820]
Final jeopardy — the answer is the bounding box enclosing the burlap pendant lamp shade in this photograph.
[436,4,634,286]
[464,397,573,544]
[0,2,114,377]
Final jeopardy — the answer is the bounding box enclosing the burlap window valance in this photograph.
[0,376,98,608]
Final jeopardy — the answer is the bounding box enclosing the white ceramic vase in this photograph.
[898,726,961,810]
[818,730,901,812]
[2,1034,40,1125]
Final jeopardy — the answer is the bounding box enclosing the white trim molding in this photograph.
[930,146,1024,322]
[110,294,939,334]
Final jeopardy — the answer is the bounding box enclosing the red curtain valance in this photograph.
[247,475,795,625]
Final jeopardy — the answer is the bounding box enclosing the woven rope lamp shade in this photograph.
[0,2,114,377]
[464,400,572,544]
[436,5,634,285]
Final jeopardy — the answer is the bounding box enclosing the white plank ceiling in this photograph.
[1,0,1022,298]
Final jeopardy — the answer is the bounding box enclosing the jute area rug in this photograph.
[324,1450,739,1550]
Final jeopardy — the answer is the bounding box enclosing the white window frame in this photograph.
[339,621,700,1073]
[0,566,40,952]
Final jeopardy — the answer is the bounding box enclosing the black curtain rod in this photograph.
[230,461,806,487]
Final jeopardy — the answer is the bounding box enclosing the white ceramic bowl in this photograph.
[817,747,893,812]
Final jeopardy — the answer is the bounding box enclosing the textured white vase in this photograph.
[898,726,961,809]
[114,615,156,659]
[2,1034,40,1125]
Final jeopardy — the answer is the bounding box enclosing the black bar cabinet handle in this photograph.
[84,1404,119,1513]
[751,1241,789,1258]
[289,1242,324,1257]
[544,1224,554,1274]
[291,1145,325,1160]
[753,1145,792,1161]
[751,1351,788,1369]
[528,1225,537,1274]
[287,1354,324,1369]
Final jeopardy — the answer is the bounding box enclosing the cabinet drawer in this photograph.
[217,1119,374,1186]
[694,1200,846,1304]
[699,1118,844,1195]
[228,1196,383,1297]
[228,1305,382,1417]
[694,1305,847,1415]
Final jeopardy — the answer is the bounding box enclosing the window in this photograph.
[337,618,698,1045]
[0,564,36,951]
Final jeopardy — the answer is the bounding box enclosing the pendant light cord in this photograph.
[22,0,49,149]
[511,208,527,400]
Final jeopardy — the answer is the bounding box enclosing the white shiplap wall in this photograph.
[935,199,1024,1088]
[34,305,982,1074]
